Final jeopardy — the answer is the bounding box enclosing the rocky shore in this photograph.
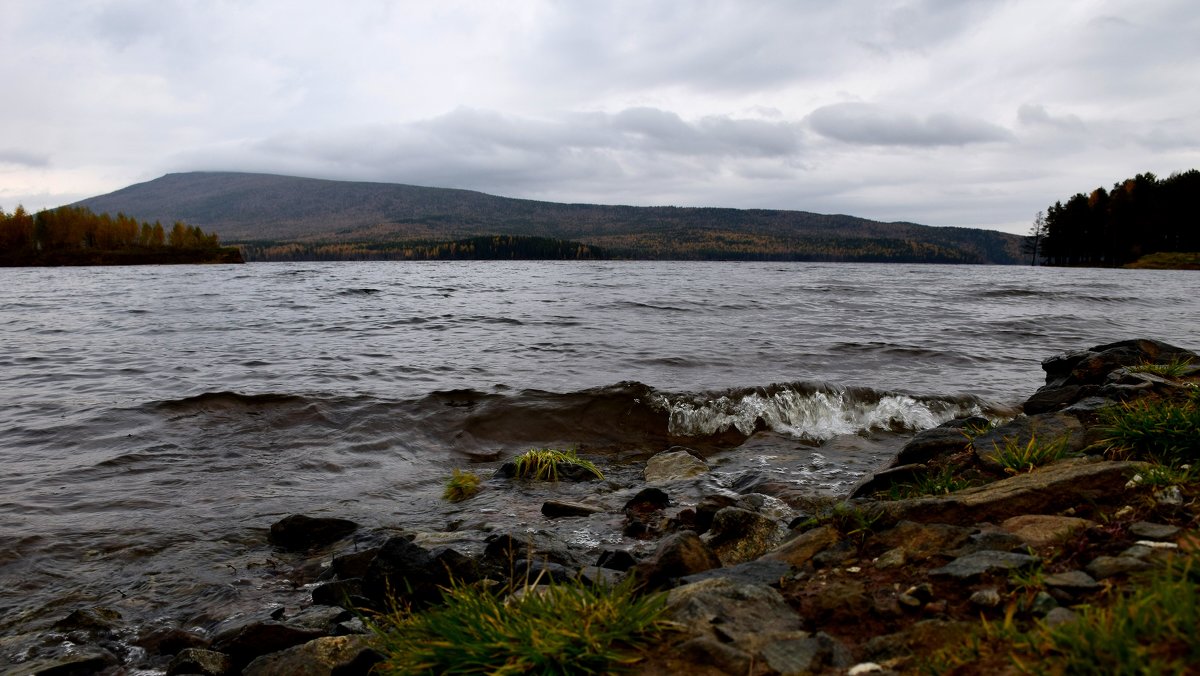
[11,338,1199,675]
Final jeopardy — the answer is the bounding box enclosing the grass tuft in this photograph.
[443,469,482,502]
[369,577,668,675]
[1101,392,1200,467]
[1128,355,1195,379]
[512,447,604,482]
[888,463,980,498]
[990,434,1073,474]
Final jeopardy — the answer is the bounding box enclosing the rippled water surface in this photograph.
[1,260,1195,666]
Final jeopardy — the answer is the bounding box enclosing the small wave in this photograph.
[338,288,382,296]
[651,382,987,442]
[153,391,313,411]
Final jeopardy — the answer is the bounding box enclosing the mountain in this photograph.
[75,172,1024,263]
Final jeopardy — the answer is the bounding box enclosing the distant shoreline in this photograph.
[0,247,244,267]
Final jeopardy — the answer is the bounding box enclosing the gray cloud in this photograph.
[808,103,1013,147]
[1017,104,1085,133]
[0,149,50,167]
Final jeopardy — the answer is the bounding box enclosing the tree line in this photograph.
[1029,169,1200,266]
[0,204,223,254]
[238,235,608,262]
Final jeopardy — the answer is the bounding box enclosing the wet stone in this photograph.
[1086,555,1152,579]
[541,500,604,518]
[166,648,233,676]
[1129,521,1181,540]
[1043,570,1100,593]
[269,514,359,551]
[644,449,710,482]
[929,550,1038,581]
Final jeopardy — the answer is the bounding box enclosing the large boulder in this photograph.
[269,514,359,551]
[631,532,722,590]
[361,537,474,608]
[1027,339,1196,412]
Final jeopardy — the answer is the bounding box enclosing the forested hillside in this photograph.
[76,172,1025,263]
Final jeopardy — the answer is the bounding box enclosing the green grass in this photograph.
[369,577,668,675]
[1129,463,1198,489]
[1128,355,1195,378]
[1101,392,1200,467]
[443,469,482,502]
[923,555,1200,675]
[886,464,979,498]
[991,434,1074,474]
[512,447,604,482]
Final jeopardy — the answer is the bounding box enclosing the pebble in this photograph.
[969,589,1001,607]
[1155,486,1184,506]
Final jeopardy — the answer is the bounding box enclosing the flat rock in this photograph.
[644,449,710,482]
[211,620,326,671]
[541,500,604,518]
[1043,570,1100,593]
[681,558,792,587]
[1001,514,1095,547]
[884,458,1144,525]
[873,521,972,560]
[761,525,840,568]
[269,514,359,551]
[242,635,382,676]
[1129,521,1181,540]
[1086,555,1151,579]
[929,550,1038,581]
[665,578,803,650]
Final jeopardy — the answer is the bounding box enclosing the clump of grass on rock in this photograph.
[442,469,481,503]
[512,447,604,482]
[1101,390,1200,467]
[991,434,1074,475]
[369,577,667,675]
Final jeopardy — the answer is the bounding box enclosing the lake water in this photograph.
[1,260,1195,668]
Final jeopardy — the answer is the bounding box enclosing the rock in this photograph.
[242,635,382,676]
[703,506,786,565]
[1086,555,1151,579]
[1044,570,1100,593]
[167,648,233,676]
[362,537,473,607]
[969,589,1002,608]
[761,524,839,568]
[283,605,352,632]
[644,449,710,482]
[947,529,1027,556]
[134,626,209,655]
[1155,485,1184,506]
[1030,591,1058,615]
[1023,385,1100,415]
[1129,521,1182,540]
[1044,606,1078,627]
[675,637,753,675]
[577,565,624,587]
[1041,339,1196,388]
[760,632,853,675]
[540,500,604,518]
[11,648,120,676]
[513,559,575,584]
[596,549,637,571]
[331,547,380,579]
[1001,514,1095,547]
[875,547,907,569]
[495,459,600,482]
[665,578,803,650]
[849,463,928,499]
[53,606,122,632]
[631,532,721,590]
[624,487,672,511]
[268,514,358,551]
[895,424,976,465]
[803,580,872,624]
[972,413,1087,471]
[873,521,972,560]
[929,550,1038,581]
[210,620,326,671]
[680,558,792,587]
[312,578,365,607]
[885,458,1145,525]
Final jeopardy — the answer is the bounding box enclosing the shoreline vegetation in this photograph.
[0,205,243,267]
[20,338,1199,674]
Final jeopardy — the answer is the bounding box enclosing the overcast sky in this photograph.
[2,1,1198,234]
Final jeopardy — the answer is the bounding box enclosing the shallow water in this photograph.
[0,260,1195,667]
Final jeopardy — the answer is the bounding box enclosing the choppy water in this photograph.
[1,260,1195,668]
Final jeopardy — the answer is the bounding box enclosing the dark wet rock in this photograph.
[312,578,365,608]
[577,565,624,587]
[242,635,382,676]
[1044,570,1101,593]
[513,558,575,584]
[873,521,972,561]
[849,463,928,499]
[693,494,738,534]
[895,426,972,466]
[134,626,209,656]
[1086,555,1152,579]
[362,537,475,608]
[331,547,380,579]
[761,631,853,675]
[166,648,232,676]
[596,549,637,571]
[53,606,122,632]
[929,550,1038,581]
[761,524,839,568]
[666,578,803,647]
[1023,384,1100,415]
[675,637,753,676]
[333,617,367,636]
[874,547,907,569]
[269,514,359,551]
[10,648,120,676]
[681,558,791,587]
[1129,521,1182,540]
[210,620,325,671]
[624,487,672,511]
[1041,339,1195,389]
[283,605,352,632]
[631,531,722,590]
[972,413,1087,470]
[644,449,709,482]
[703,506,785,565]
[885,458,1144,525]
[1029,591,1059,615]
[541,499,604,518]
[1001,514,1095,547]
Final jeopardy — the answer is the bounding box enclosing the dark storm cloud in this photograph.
[808,103,1013,147]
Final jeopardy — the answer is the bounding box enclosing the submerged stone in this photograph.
[268,514,359,551]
